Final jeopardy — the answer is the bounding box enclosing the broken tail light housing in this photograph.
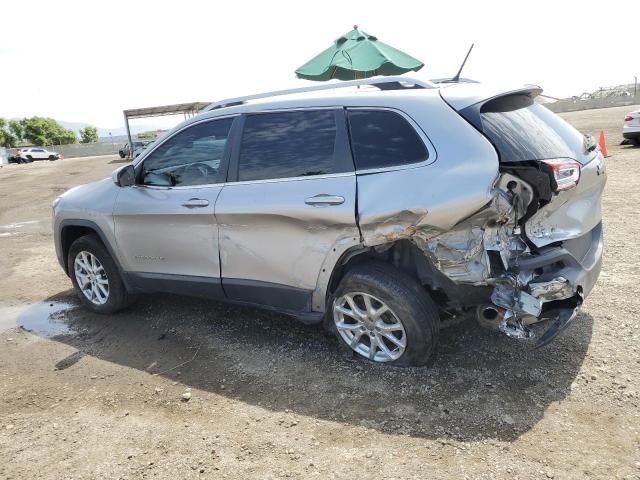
[542,158,581,192]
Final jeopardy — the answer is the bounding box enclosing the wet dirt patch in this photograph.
[0,220,39,230]
[0,220,40,238]
[0,300,78,336]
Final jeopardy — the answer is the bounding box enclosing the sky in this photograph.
[0,0,636,130]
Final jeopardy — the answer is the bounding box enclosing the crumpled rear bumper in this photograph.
[481,222,603,344]
[518,221,603,302]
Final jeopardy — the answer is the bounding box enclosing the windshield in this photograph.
[480,94,593,164]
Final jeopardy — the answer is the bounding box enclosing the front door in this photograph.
[112,116,236,295]
[215,109,359,312]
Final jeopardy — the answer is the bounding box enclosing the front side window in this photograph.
[140,118,233,186]
[347,109,428,170]
[238,110,340,182]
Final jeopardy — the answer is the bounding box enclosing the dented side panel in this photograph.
[357,98,501,248]
[216,174,359,294]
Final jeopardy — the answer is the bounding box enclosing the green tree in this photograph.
[8,120,24,144]
[0,118,18,148]
[20,117,77,146]
[79,125,99,144]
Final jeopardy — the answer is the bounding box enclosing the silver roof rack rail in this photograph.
[203,76,435,111]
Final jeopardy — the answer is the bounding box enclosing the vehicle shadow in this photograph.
[19,291,592,442]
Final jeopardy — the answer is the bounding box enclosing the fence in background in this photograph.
[42,142,120,159]
[547,94,640,113]
[0,147,7,165]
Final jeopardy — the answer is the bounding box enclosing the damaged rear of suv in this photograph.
[435,85,606,345]
[53,77,605,367]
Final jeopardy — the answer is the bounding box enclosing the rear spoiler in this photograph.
[441,85,543,131]
[439,82,543,110]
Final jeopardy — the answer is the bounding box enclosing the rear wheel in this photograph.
[68,235,133,314]
[330,262,439,367]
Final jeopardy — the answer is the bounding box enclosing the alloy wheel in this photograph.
[333,292,407,362]
[74,251,110,305]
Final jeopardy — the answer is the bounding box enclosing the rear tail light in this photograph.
[624,115,634,122]
[542,158,581,192]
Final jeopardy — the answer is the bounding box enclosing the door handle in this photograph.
[181,198,209,208]
[304,194,345,206]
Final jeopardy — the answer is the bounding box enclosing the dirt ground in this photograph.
[1,105,639,480]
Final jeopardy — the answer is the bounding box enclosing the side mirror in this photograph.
[112,164,136,187]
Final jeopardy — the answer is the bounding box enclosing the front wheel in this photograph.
[330,262,440,367]
[68,234,133,314]
[48,155,57,161]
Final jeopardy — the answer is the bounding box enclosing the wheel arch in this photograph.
[324,239,491,313]
[58,219,131,291]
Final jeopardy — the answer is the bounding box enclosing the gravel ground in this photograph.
[0,106,639,479]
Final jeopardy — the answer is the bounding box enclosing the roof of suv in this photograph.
[199,76,542,120]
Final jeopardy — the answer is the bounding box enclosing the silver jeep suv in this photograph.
[53,77,606,366]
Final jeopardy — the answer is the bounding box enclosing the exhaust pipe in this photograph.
[476,304,505,331]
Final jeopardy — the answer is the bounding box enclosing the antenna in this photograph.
[451,43,474,83]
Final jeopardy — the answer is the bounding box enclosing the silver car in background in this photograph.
[53,77,606,366]
[623,110,640,145]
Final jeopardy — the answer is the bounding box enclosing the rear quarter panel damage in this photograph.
[355,96,504,284]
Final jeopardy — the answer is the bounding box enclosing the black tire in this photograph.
[329,262,440,367]
[26,155,33,162]
[633,138,640,147]
[67,234,133,314]
[48,155,56,161]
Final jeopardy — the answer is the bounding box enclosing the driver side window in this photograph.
[140,117,233,187]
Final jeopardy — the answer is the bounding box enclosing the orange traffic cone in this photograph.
[598,130,609,157]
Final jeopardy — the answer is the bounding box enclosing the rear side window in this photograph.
[480,94,589,164]
[347,110,427,170]
[238,110,340,182]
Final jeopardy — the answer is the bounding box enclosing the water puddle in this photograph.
[0,301,77,337]
[0,220,40,238]
[0,220,39,230]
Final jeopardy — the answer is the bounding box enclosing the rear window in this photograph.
[480,94,590,164]
[347,109,427,170]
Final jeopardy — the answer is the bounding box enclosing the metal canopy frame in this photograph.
[122,102,210,158]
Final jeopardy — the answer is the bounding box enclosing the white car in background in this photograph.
[19,147,61,161]
[623,110,640,146]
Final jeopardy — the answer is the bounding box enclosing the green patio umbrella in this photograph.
[295,26,424,81]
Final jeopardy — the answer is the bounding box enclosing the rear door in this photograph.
[112,116,236,294]
[215,109,358,313]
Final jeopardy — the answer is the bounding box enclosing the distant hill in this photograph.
[56,120,163,138]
